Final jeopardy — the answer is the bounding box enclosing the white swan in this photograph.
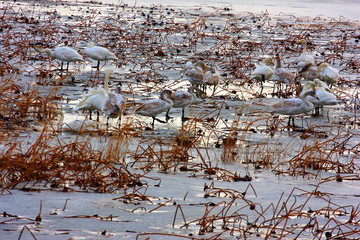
[166,86,204,121]
[300,81,339,115]
[317,62,339,87]
[297,39,315,73]
[251,57,274,95]
[135,90,174,128]
[314,78,331,92]
[271,89,318,127]
[84,42,117,70]
[56,110,98,133]
[74,70,112,121]
[33,45,83,72]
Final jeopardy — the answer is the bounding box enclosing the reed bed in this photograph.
[0,1,359,239]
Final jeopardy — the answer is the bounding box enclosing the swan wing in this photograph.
[173,90,193,107]
[55,47,83,61]
[85,46,117,61]
[135,99,172,116]
[74,89,107,111]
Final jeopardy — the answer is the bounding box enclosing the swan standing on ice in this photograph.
[135,90,174,129]
[317,62,339,87]
[74,70,112,121]
[300,81,339,115]
[166,86,204,121]
[103,86,126,127]
[33,45,83,72]
[251,57,274,96]
[184,60,209,88]
[271,54,295,93]
[271,89,318,127]
[84,42,117,70]
[203,67,221,97]
[297,39,315,73]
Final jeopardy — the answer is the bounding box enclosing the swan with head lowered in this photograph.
[135,90,174,129]
[251,57,274,96]
[317,62,339,87]
[55,110,99,133]
[102,86,126,127]
[203,67,221,97]
[84,42,117,70]
[33,45,83,72]
[184,60,209,89]
[74,70,112,121]
[166,86,204,121]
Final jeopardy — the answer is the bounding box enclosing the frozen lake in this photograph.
[0,0,359,239]
[102,0,360,20]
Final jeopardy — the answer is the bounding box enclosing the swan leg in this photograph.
[181,108,185,121]
[165,109,171,121]
[155,117,167,124]
[292,117,295,128]
[60,61,64,72]
[259,75,265,95]
[287,116,295,128]
[97,61,100,71]
[287,116,291,126]
[89,110,92,120]
[66,62,70,71]
[288,116,296,128]
[151,117,156,129]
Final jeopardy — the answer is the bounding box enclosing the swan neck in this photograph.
[303,41,307,53]
[104,71,111,93]
[301,92,314,107]
[42,48,54,57]
[188,86,196,96]
[56,110,65,129]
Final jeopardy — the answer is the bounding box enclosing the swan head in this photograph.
[190,86,206,99]
[262,57,274,66]
[194,60,208,71]
[105,69,112,76]
[33,45,41,52]
[206,67,217,74]
[160,89,174,100]
[304,90,318,100]
[317,62,329,72]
